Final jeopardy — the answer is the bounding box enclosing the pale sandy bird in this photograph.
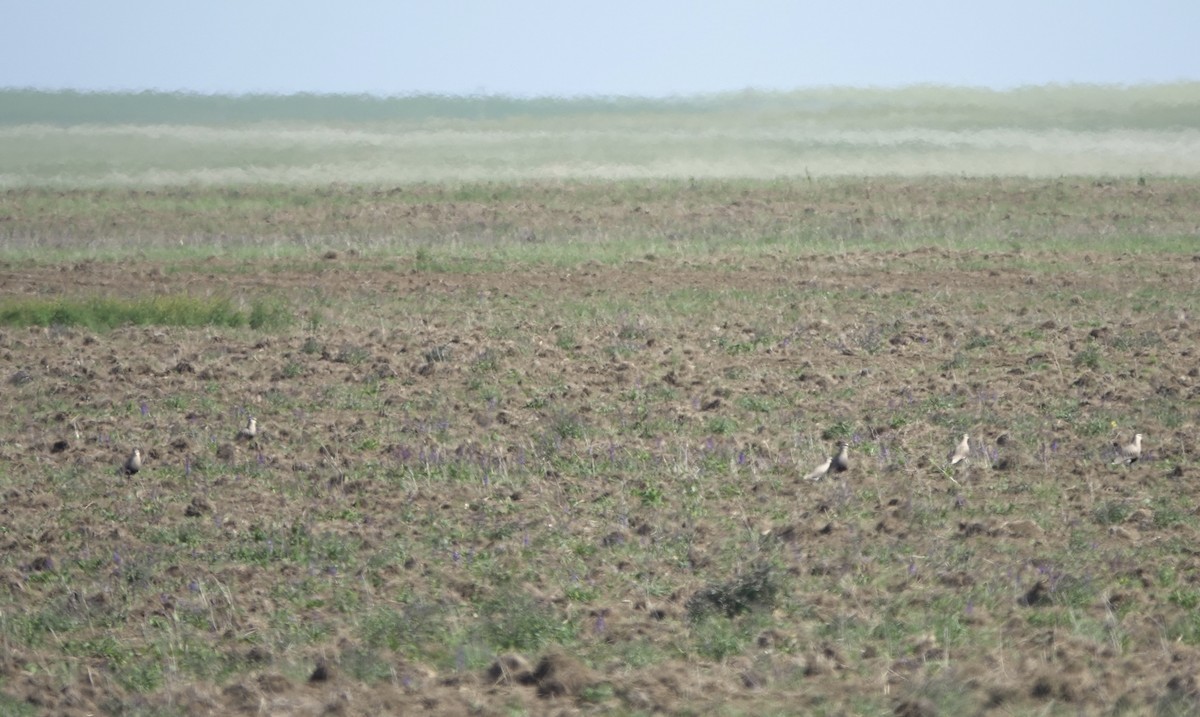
[805,441,849,481]
[1112,433,1142,465]
[948,433,970,465]
[123,448,142,476]
[804,454,832,482]
[238,416,258,440]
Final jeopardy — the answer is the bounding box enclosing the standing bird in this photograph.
[830,441,850,474]
[238,416,258,440]
[948,433,970,466]
[1112,433,1142,465]
[123,448,142,476]
[805,441,849,481]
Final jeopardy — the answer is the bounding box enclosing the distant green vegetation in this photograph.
[2,85,1199,186]
[0,294,292,330]
[4,85,1199,130]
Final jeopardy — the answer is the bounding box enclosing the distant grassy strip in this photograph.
[4,85,1199,130]
[3,86,1200,187]
[0,295,292,330]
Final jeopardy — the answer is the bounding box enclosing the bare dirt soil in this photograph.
[2,183,1200,715]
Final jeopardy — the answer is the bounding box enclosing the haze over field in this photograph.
[4,2,1198,186]
[3,85,1200,187]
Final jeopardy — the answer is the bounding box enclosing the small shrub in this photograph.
[707,416,737,435]
[471,349,500,373]
[248,297,293,330]
[1154,502,1188,529]
[555,331,578,350]
[686,563,781,620]
[340,646,395,683]
[549,409,586,440]
[1073,344,1102,370]
[1093,500,1132,526]
[737,395,773,413]
[424,344,453,363]
[334,343,371,365]
[821,421,854,440]
[691,615,745,660]
[940,352,968,370]
[0,694,37,717]
[617,320,650,341]
[480,594,574,652]
[118,657,166,693]
[360,602,447,656]
[1079,417,1110,436]
[1169,588,1200,611]
[633,482,664,506]
[964,334,994,350]
[855,325,886,355]
[580,683,615,704]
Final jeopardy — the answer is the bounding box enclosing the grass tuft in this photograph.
[0,295,293,331]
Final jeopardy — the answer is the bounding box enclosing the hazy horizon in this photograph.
[4,2,1196,97]
[5,83,1198,124]
[3,85,1198,186]
[3,80,1193,100]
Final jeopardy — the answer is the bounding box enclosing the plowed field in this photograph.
[2,179,1199,715]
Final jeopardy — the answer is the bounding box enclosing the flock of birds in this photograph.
[802,431,1144,482]
[121,416,257,475]
[118,416,1145,481]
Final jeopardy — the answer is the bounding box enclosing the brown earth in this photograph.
[2,203,1200,714]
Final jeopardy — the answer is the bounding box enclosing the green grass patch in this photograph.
[0,294,292,330]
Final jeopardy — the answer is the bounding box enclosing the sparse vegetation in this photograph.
[1,89,1199,715]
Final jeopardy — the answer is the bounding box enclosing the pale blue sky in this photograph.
[3,1,1197,96]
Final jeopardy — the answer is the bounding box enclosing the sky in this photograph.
[2,1,1198,97]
